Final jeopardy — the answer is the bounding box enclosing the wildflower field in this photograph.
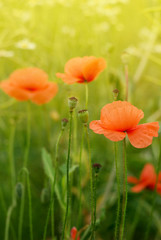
[1,0,161,240]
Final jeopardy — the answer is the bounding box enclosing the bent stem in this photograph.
[78,126,85,226]
[119,138,128,240]
[62,111,73,240]
[51,128,64,240]
[85,125,94,239]
[114,142,121,240]
[18,102,31,240]
[5,123,16,240]
[144,137,161,240]
[85,83,88,108]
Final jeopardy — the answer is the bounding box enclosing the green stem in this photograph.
[43,204,51,240]
[18,102,31,240]
[144,137,161,240]
[51,129,64,240]
[119,138,128,240]
[78,126,85,226]
[5,123,16,240]
[93,174,98,239]
[85,125,94,239]
[26,172,33,240]
[62,111,73,240]
[114,142,121,240]
[85,83,88,108]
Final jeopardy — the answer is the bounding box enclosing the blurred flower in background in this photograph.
[0,50,14,58]
[15,39,36,50]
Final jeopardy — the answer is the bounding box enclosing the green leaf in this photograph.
[59,163,79,175]
[41,148,54,182]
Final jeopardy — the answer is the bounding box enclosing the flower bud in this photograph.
[121,52,129,65]
[61,118,68,129]
[78,109,89,124]
[93,163,102,176]
[68,97,78,111]
[15,182,24,199]
[113,89,119,101]
[41,188,50,204]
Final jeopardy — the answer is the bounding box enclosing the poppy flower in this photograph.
[0,68,58,105]
[56,56,106,84]
[70,227,80,240]
[89,101,159,148]
[128,164,161,195]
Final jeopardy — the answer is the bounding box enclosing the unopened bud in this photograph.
[15,182,24,199]
[93,163,102,176]
[121,52,129,65]
[113,89,119,101]
[68,97,78,111]
[41,188,50,204]
[78,109,89,124]
[61,118,68,129]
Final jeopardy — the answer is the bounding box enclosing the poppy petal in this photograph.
[140,164,156,184]
[157,183,161,195]
[101,101,144,131]
[82,57,106,82]
[65,57,84,78]
[0,80,30,100]
[131,183,146,193]
[31,82,58,105]
[127,176,139,184]
[127,122,159,148]
[9,68,48,89]
[56,73,80,84]
[89,120,126,141]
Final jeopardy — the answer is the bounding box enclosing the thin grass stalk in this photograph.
[18,102,31,240]
[78,126,85,226]
[93,173,98,239]
[85,125,94,238]
[119,138,128,240]
[4,123,16,240]
[51,128,64,240]
[62,111,73,240]
[114,142,121,240]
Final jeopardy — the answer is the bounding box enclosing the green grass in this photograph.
[0,0,161,239]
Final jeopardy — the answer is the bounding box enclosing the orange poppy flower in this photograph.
[128,164,161,195]
[56,56,106,84]
[70,227,80,240]
[89,101,159,148]
[0,68,58,105]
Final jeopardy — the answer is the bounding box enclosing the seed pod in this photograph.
[78,109,89,124]
[61,118,68,129]
[68,97,78,111]
[113,89,119,101]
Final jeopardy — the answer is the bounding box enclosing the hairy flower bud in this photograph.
[78,109,89,124]
[93,163,102,176]
[113,89,119,101]
[68,97,78,111]
[61,118,68,129]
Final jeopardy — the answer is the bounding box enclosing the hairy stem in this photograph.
[18,102,31,240]
[119,139,128,240]
[62,111,73,240]
[114,142,121,240]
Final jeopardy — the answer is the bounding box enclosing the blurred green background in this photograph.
[0,0,161,239]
